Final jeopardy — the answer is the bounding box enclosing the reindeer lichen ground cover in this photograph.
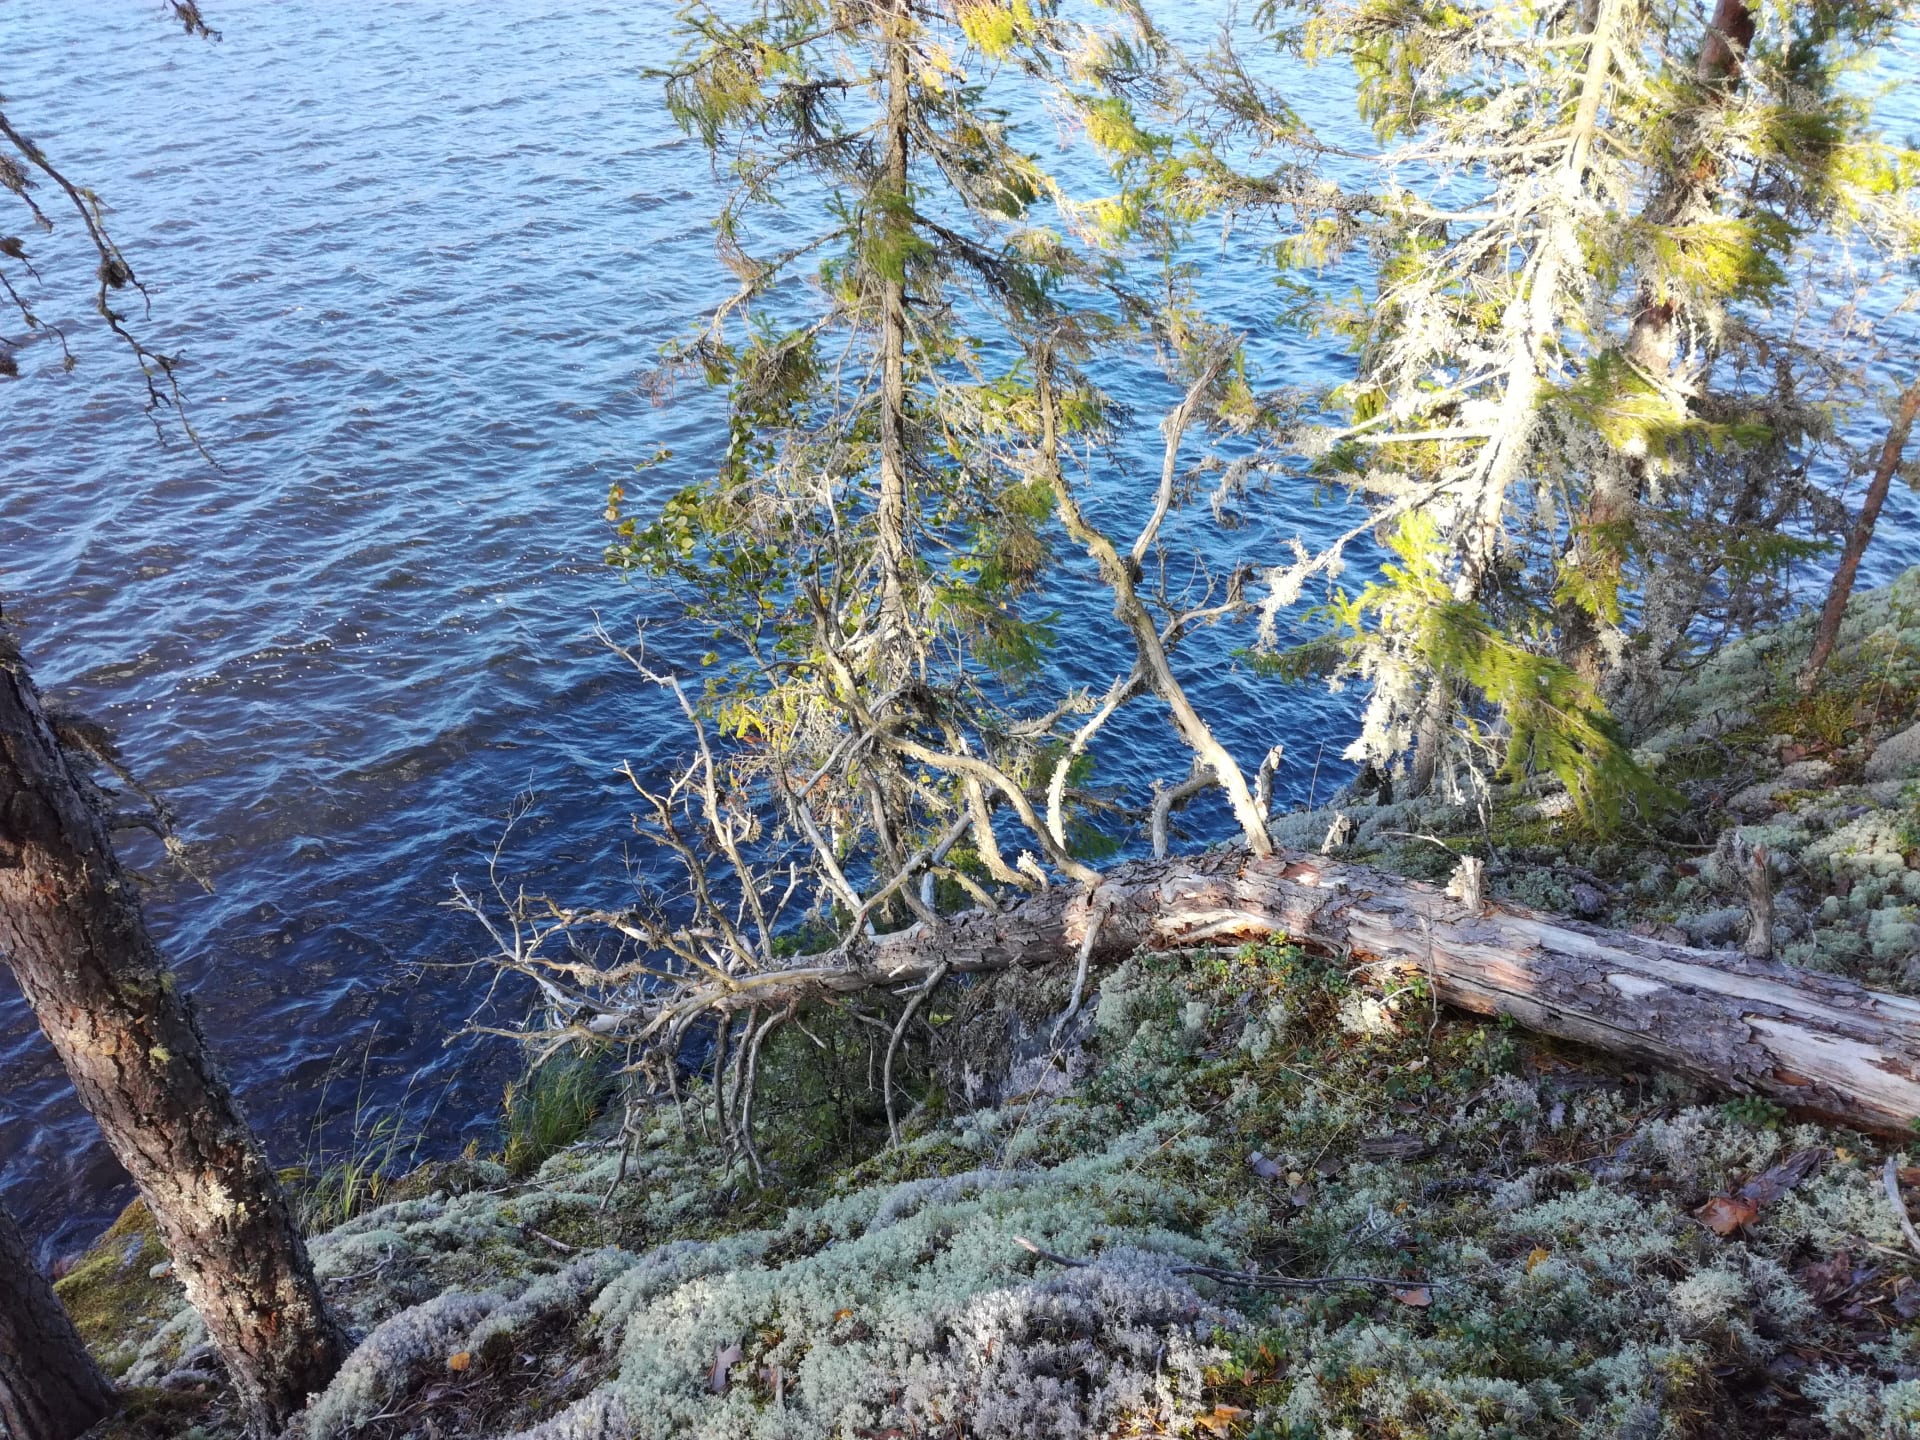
[58,571,1920,1439]
[82,950,1920,1439]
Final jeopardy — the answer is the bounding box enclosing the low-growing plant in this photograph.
[501,1048,616,1179]
[292,1031,442,1231]
[1719,1095,1788,1131]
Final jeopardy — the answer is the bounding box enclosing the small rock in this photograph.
[1526,792,1576,821]
[1684,906,1746,947]
[1728,759,1834,817]
[1358,1132,1429,1159]
[1569,883,1607,918]
[1682,707,1753,743]
[1865,721,1920,782]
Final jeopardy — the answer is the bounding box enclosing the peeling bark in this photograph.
[0,1203,116,1440]
[0,634,345,1433]
[674,846,1920,1136]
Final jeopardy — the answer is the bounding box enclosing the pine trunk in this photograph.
[874,0,913,661]
[0,637,346,1433]
[1798,378,1920,692]
[0,1203,116,1440]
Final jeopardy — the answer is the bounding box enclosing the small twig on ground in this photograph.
[522,1226,576,1255]
[1051,903,1105,1045]
[885,961,949,1145]
[1883,1157,1920,1259]
[325,1243,397,1288]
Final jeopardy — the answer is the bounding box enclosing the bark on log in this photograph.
[0,634,346,1433]
[0,1202,116,1440]
[683,846,1920,1136]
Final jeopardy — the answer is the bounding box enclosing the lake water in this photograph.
[2,2,1915,1261]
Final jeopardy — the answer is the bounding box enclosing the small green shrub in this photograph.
[1719,1095,1788,1130]
[501,1050,615,1178]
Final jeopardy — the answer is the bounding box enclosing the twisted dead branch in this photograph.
[459,838,1920,1140]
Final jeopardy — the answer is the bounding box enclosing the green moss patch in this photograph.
[53,1199,184,1378]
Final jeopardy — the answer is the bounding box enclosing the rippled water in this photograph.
[3,3,1915,1261]
[0,0,1371,1256]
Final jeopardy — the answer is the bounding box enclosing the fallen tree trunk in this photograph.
[645,845,1920,1136]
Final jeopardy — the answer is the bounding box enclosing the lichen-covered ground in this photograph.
[61,570,1920,1439]
[1274,564,1920,991]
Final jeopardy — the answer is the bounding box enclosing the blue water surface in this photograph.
[0,1,1372,1256]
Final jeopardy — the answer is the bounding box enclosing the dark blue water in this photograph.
[0,1,1376,1256]
[3,3,1916,1262]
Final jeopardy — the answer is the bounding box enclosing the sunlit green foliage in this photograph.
[1207,0,1920,818]
[1327,514,1673,829]
[608,0,1224,901]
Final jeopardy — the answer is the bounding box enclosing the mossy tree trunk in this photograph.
[0,632,346,1434]
[873,0,914,665]
[0,1202,116,1440]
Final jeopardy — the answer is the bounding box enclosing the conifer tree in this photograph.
[0,1202,115,1440]
[615,0,1267,901]
[2,17,349,1429]
[1192,0,1920,810]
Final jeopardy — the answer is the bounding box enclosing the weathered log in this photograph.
[0,1202,116,1440]
[0,630,346,1432]
[668,846,1920,1136]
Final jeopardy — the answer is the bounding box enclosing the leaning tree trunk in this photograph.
[0,633,346,1433]
[872,0,915,664]
[0,1202,116,1440]
[1560,0,1755,688]
[1798,377,1920,693]
[663,845,1920,1136]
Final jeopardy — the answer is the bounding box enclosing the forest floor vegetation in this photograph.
[54,571,1920,1439]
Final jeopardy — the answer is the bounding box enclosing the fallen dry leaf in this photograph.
[1696,1194,1760,1236]
[1248,1151,1284,1180]
[1895,1276,1920,1320]
[1795,1252,1854,1307]
[1735,1147,1829,1208]
[446,1351,472,1373]
[1194,1404,1250,1435]
[708,1341,744,1395]
[1392,1285,1433,1307]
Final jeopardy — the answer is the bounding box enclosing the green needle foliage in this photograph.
[608,0,1245,898]
[1197,0,1920,816]
[606,0,1920,898]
